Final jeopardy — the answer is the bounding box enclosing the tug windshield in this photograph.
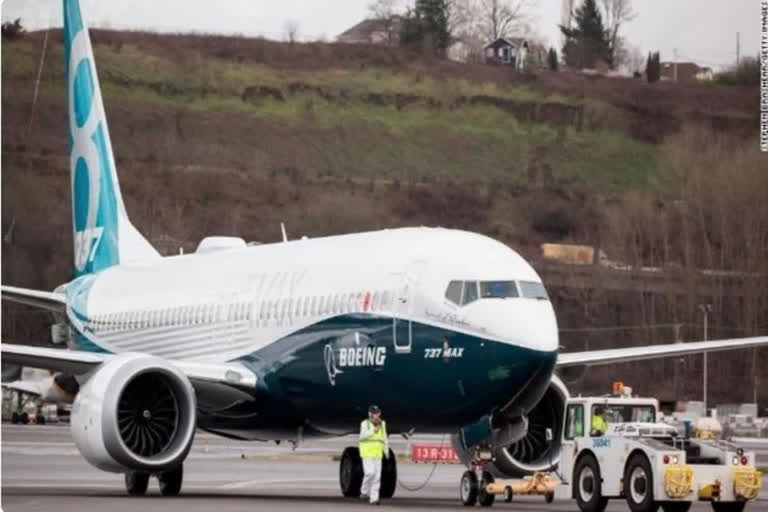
[595,404,656,424]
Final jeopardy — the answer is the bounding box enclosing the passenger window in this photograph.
[462,281,479,305]
[445,281,463,305]
[565,404,584,439]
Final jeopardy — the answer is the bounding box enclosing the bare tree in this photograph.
[478,0,535,42]
[624,41,644,74]
[284,19,300,43]
[600,0,636,66]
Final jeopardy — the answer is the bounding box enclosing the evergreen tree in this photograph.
[646,51,660,83]
[400,0,450,57]
[547,47,559,71]
[559,0,610,69]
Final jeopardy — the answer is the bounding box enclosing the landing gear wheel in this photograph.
[158,465,183,496]
[339,447,363,498]
[11,412,19,424]
[575,455,608,512]
[125,472,149,496]
[460,470,479,506]
[380,449,397,499]
[624,453,657,512]
[661,502,692,512]
[546,492,555,503]
[20,412,29,424]
[478,471,495,507]
[36,414,46,425]
[711,503,746,512]
[503,486,513,502]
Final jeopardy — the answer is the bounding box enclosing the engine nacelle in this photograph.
[71,353,196,473]
[491,375,569,476]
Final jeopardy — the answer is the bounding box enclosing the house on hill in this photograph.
[484,38,528,70]
[660,61,713,83]
[336,16,402,45]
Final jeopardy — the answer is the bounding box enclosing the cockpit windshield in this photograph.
[445,280,549,306]
[519,281,549,300]
[479,281,518,299]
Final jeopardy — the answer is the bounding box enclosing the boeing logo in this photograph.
[324,343,387,386]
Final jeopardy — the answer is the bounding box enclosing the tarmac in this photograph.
[2,424,766,512]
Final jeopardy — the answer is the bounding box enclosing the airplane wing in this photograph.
[0,343,257,389]
[557,336,768,368]
[2,379,43,396]
[2,285,66,313]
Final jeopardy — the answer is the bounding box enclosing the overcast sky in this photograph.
[1,0,759,70]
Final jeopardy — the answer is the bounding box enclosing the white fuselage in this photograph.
[68,227,559,363]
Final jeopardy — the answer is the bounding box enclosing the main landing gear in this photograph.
[124,464,184,496]
[459,445,495,507]
[339,446,397,500]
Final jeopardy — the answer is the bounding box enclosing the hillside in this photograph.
[2,29,766,405]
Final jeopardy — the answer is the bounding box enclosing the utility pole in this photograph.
[699,304,712,413]
[736,32,740,66]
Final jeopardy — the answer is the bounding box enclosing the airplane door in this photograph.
[392,261,426,354]
[393,281,412,354]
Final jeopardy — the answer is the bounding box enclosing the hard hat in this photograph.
[368,404,381,414]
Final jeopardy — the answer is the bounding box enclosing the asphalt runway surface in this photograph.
[2,424,766,512]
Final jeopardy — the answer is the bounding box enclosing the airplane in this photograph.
[2,367,77,424]
[2,0,766,500]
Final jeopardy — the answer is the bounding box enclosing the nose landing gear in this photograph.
[459,444,496,507]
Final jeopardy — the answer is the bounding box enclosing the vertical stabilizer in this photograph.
[64,0,159,276]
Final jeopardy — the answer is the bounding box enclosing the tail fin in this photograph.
[64,0,159,276]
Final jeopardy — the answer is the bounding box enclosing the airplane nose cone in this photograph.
[467,299,559,353]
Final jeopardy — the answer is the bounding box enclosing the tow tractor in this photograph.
[460,386,762,511]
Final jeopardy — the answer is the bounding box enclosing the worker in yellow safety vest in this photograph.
[359,404,389,505]
[591,406,608,436]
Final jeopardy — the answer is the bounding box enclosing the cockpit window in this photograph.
[519,281,549,300]
[480,281,519,299]
[446,280,544,306]
[462,281,479,305]
[445,281,463,305]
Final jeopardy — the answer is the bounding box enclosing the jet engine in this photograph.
[71,353,196,473]
[491,375,569,476]
[451,375,569,477]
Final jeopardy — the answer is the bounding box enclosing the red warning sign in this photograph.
[411,444,460,463]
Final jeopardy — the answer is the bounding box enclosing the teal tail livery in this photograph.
[64,0,158,276]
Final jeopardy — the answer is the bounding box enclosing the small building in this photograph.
[336,16,402,45]
[696,66,714,81]
[484,38,528,70]
[660,61,711,84]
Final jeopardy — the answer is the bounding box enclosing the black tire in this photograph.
[624,453,657,512]
[339,447,363,498]
[11,412,19,424]
[20,412,29,425]
[36,414,46,425]
[460,470,479,506]
[478,471,495,507]
[711,503,746,512]
[380,449,397,499]
[158,465,183,496]
[503,486,513,503]
[546,492,555,504]
[660,502,692,512]
[125,472,149,496]
[575,454,608,512]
